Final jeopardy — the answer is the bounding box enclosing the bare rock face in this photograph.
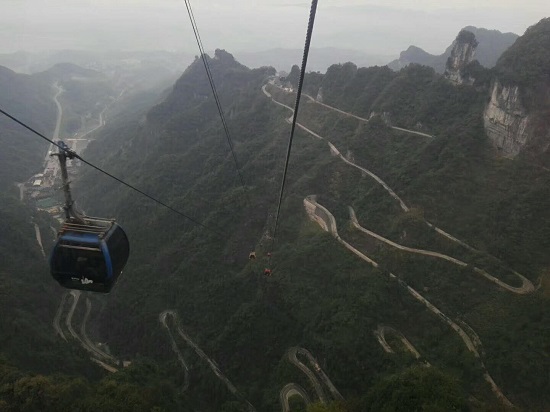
[483,80,531,157]
[484,18,550,159]
[444,30,478,85]
[316,87,323,103]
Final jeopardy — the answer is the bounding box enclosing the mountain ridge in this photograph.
[388,26,518,73]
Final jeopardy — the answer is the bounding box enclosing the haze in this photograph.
[2,0,548,57]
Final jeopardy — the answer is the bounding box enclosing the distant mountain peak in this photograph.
[387,26,518,73]
[213,49,235,62]
[444,30,478,85]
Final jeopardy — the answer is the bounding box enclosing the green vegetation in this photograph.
[495,18,550,104]
[0,359,185,412]
[0,27,549,411]
[362,366,467,411]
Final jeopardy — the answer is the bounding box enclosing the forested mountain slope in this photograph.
[0,64,107,392]
[0,65,53,186]
[0,63,187,410]
[485,18,550,160]
[59,37,550,411]
[1,20,548,410]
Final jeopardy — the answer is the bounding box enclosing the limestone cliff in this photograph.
[483,81,531,157]
[483,18,550,159]
[444,30,478,85]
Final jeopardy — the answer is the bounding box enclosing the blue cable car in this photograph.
[49,141,130,293]
[50,217,129,293]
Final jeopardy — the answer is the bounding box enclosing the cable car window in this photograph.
[53,246,107,283]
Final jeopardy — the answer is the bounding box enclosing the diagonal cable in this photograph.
[270,0,319,255]
[0,107,223,235]
[183,0,247,191]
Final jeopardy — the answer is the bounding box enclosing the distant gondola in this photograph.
[49,141,129,293]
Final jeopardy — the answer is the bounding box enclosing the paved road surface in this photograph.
[16,183,25,202]
[160,310,256,412]
[44,83,64,167]
[53,293,68,341]
[58,291,118,372]
[296,347,344,401]
[279,383,311,412]
[159,310,190,391]
[349,207,534,294]
[80,297,116,362]
[287,347,327,403]
[34,223,46,258]
[374,325,421,359]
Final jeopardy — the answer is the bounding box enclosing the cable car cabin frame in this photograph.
[49,141,129,293]
[50,217,129,293]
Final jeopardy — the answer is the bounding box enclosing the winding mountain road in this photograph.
[296,347,344,401]
[264,83,534,295]
[349,207,534,294]
[53,292,68,341]
[159,310,190,391]
[302,88,434,138]
[34,223,46,258]
[287,347,328,403]
[160,310,256,412]
[65,291,82,342]
[52,83,63,140]
[279,383,311,412]
[374,325,421,359]
[304,196,514,408]
[43,83,64,166]
[80,297,116,362]
[54,291,118,372]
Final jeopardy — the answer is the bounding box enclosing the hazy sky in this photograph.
[2,0,547,56]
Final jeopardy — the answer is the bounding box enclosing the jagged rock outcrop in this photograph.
[483,81,531,157]
[444,30,478,85]
[387,26,517,73]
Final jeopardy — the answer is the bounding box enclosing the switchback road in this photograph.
[159,310,190,391]
[54,291,118,372]
[53,292,68,341]
[349,207,534,294]
[304,196,514,408]
[160,310,256,412]
[279,383,311,412]
[287,347,328,403]
[263,84,534,295]
[374,325,421,359]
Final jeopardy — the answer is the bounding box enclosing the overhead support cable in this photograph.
[270,0,319,253]
[0,107,223,235]
[183,0,247,191]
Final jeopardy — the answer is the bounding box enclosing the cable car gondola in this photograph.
[50,217,129,293]
[49,141,129,293]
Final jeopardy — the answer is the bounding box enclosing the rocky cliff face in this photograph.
[483,18,550,159]
[483,80,531,157]
[444,30,478,85]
